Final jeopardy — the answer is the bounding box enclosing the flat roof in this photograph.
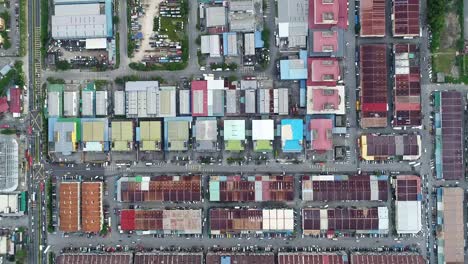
[54,3,100,16]
[252,120,274,140]
[82,120,105,142]
[166,120,190,151]
[395,201,421,234]
[278,252,349,264]
[59,182,80,232]
[51,14,107,39]
[195,119,218,141]
[56,253,133,264]
[0,194,18,214]
[277,0,308,37]
[360,0,386,37]
[118,175,201,202]
[81,182,102,233]
[360,134,421,160]
[393,0,420,36]
[394,44,421,126]
[139,121,161,151]
[134,253,203,264]
[206,252,275,264]
[350,252,425,264]
[309,118,333,151]
[224,120,245,140]
[302,175,388,201]
[52,121,77,155]
[206,6,226,27]
[360,45,388,128]
[281,119,303,152]
[0,137,18,192]
[209,175,294,202]
[111,121,133,140]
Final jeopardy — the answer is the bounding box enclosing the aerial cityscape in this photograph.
[0,0,465,263]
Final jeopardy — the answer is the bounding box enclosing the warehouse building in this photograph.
[209,175,294,202]
[81,118,109,152]
[119,209,202,235]
[206,252,275,264]
[244,32,255,56]
[0,136,18,192]
[228,0,257,32]
[47,84,64,117]
[194,118,218,151]
[81,90,94,117]
[223,32,238,56]
[223,119,245,151]
[59,182,81,232]
[110,121,133,151]
[206,6,227,28]
[209,208,294,236]
[201,35,221,58]
[117,175,201,202]
[191,80,225,117]
[281,119,303,152]
[164,118,191,151]
[280,50,308,80]
[95,90,108,116]
[113,91,125,116]
[252,119,274,152]
[436,187,464,264]
[277,0,308,48]
[138,121,162,151]
[125,82,176,118]
[302,175,388,201]
[278,252,349,264]
[303,207,389,236]
[360,134,421,161]
[63,91,79,117]
[393,175,422,234]
[48,118,79,155]
[0,194,22,215]
[307,86,345,115]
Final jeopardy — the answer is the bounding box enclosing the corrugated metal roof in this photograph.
[113,91,125,115]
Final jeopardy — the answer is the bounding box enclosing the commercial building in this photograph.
[307,58,341,85]
[119,209,202,235]
[224,120,245,151]
[164,118,191,151]
[81,182,103,233]
[392,0,420,37]
[360,0,385,37]
[309,0,348,29]
[350,252,425,264]
[125,82,176,118]
[201,35,221,57]
[281,119,303,152]
[308,118,333,152]
[278,252,349,264]
[308,29,345,57]
[48,118,79,155]
[110,121,134,151]
[360,45,388,128]
[206,6,226,28]
[134,252,203,264]
[252,119,274,152]
[0,136,18,192]
[280,50,308,80]
[117,175,201,202]
[209,175,294,202]
[8,87,22,117]
[307,86,345,115]
[138,121,162,151]
[81,118,109,152]
[56,253,133,264]
[47,84,64,117]
[434,91,464,180]
[209,208,294,236]
[394,44,421,127]
[0,194,21,215]
[277,0,308,48]
[303,207,389,236]
[59,182,81,232]
[194,118,218,151]
[206,252,275,264]
[360,134,421,160]
[191,80,225,117]
[302,175,388,201]
[393,175,422,234]
[436,187,464,264]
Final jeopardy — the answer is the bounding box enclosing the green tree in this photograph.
[56,60,71,71]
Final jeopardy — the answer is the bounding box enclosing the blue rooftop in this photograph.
[280,50,308,80]
[254,31,264,48]
[281,119,303,152]
[105,0,113,38]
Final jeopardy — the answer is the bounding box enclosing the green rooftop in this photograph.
[254,140,273,152]
[225,140,244,151]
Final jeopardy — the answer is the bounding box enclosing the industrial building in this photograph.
[110,121,134,151]
[125,82,176,118]
[392,0,420,37]
[59,182,81,232]
[95,91,108,116]
[252,119,274,152]
[360,134,421,161]
[0,194,23,215]
[206,6,226,28]
[244,32,256,56]
[434,91,464,180]
[307,86,345,115]
[223,32,238,56]
[278,252,349,264]
[281,119,303,152]
[178,90,191,116]
[0,136,18,193]
[48,118,79,155]
[194,118,218,151]
[116,175,201,202]
[206,252,275,264]
[63,91,79,117]
[209,175,294,202]
[360,0,386,37]
[350,252,425,264]
[436,187,464,264]
[209,208,294,236]
[81,90,94,117]
[280,50,308,80]
[393,175,422,234]
[81,118,109,152]
[394,44,421,127]
[303,207,389,236]
[191,80,225,117]
[164,118,191,151]
[228,0,257,32]
[47,84,64,117]
[360,45,388,128]
[113,90,125,116]
[81,182,103,233]
[302,175,388,201]
[134,252,203,264]
[277,0,308,48]
[201,35,221,57]
[138,121,162,151]
[119,209,202,235]
[223,119,246,151]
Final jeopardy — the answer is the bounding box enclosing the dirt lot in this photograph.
[440,12,460,49]
[132,0,164,62]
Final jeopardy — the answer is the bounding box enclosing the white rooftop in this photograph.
[252,120,274,140]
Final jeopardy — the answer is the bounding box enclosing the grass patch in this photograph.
[115,32,120,68]
[46,178,54,233]
[0,61,25,95]
[0,11,11,50]
[159,16,185,41]
[427,0,447,52]
[115,75,166,85]
[41,0,49,59]
[18,0,26,56]
[432,49,457,74]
